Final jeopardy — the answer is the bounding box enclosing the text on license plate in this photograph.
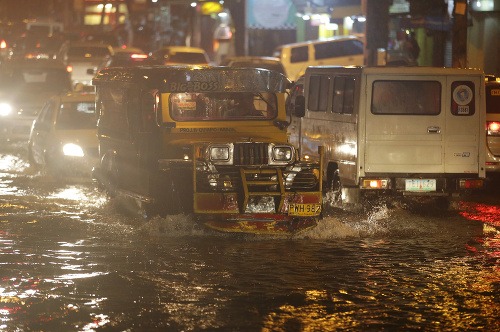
[405,179,436,192]
[288,203,322,216]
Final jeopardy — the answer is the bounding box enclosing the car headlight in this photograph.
[208,144,233,165]
[0,102,13,117]
[63,143,84,157]
[269,144,294,165]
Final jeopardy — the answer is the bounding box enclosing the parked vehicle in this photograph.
[291,66,486,205]
[64,42,114,86]
[485,75,500,176]
[0,59,72,140]
[220,56,286,76]
[148,46,210,66]
[28,92,98,178]
[91,66,323,234]
[272,36,364,81]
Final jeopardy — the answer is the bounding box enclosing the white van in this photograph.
[291,66,486,203]
[273,36,364,81]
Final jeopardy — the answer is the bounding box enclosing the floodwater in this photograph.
[0,144,499,331]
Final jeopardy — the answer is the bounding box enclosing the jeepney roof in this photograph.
[92,65,290,92]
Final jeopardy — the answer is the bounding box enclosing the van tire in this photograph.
[324,167,342,207]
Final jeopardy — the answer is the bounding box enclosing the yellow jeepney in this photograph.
[92,66,323,234]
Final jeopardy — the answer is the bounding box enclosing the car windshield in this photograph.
[56,101,97,129]
[169,92,277,121]
[166,52,207,64]
[229,61,285,75]
[486,85,500,114]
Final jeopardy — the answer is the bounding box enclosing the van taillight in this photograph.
[361,179,389,189]
[459,179,483,189]
[487,121,500,136]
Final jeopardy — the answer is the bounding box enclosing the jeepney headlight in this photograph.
[208,144,233,165]
[63,143,84,157]
[269,144,294,165]
[0,102,13,117]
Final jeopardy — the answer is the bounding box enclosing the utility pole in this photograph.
[363,0,391,66]
[452,0,468,68]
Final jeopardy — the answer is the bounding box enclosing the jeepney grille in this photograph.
[233,143,269,166]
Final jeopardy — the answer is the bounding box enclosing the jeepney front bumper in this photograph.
[194,162,322,216]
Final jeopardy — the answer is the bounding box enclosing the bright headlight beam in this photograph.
[63,143,84,157]
[0,103,13,116]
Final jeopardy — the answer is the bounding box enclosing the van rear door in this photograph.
[363,71,484,176]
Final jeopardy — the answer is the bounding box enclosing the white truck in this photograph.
[291,66,486,204]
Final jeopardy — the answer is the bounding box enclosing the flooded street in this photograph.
[0,144,499,331]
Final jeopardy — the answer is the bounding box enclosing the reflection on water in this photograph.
[0,144,499,330]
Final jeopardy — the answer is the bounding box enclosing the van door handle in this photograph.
[427,126,441,134]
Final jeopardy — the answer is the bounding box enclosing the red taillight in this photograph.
[0,39,6,49]
[487,121,500,135]
[459,179,484,189]
[66,65,73,73]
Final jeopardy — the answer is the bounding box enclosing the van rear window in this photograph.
[486,85,500,114]
[371,80,441,115]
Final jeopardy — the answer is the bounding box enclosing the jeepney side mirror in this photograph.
[294,95,306,118]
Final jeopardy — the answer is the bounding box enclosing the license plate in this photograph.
[405,179,436,192]
[288,203,322,216]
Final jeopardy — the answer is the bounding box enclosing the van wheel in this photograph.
[324,169,342,208]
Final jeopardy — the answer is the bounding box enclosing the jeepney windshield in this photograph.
[169,92,277,121]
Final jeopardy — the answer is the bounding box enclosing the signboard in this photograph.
[246,0,296,30]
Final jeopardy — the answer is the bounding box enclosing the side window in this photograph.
[307,75,330,112]
[342,40,364,56]
[314,41,341,59]
[290,46,308,63]
[332,76,355,114]
[39,100,56,124]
